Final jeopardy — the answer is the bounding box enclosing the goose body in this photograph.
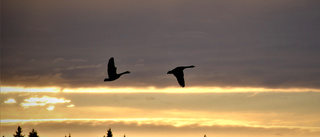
[167,65,195,87]
[104,57,130,82]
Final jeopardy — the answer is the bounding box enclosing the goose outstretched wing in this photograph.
[107,57,117,77]
[173,71,185,87]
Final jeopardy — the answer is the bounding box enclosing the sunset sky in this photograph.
[1,0,320,137]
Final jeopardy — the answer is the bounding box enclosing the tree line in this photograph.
[8,126,207,137]
[6,126,114,137]
[10,126,38,137]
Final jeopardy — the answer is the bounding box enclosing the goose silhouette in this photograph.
[104,57,130,82]
[167,65,195,87]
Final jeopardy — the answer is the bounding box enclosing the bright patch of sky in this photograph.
[21,96,71,109]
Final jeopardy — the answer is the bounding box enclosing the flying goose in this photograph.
[167,65,195,87]
[104,57,130,82]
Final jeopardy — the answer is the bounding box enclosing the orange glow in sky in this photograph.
[2,86,320,137]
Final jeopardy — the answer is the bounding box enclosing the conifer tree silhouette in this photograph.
[28,129,38,137]
[13,126,25,137]
[107,128,113,137]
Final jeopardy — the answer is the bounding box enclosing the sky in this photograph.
[1,0,320,137]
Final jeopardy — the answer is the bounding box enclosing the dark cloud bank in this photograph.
[2,0,320,88]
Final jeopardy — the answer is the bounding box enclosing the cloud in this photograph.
[1,87,61,93]
[247,92,259,97]
[47,106,55,111]
[65,64,102,70]
[21,96,71,109]
[1,0,320,89]
[4,98,17,104]
[69,59,87,62]
[67,104,75,108]
[53,58,65,63]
